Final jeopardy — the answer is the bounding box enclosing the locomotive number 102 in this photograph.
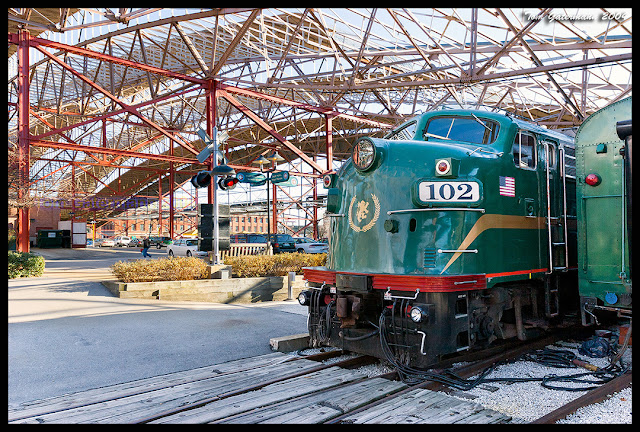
[417,180,480,203]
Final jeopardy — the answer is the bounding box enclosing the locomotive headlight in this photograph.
[352,138,376,171]
[409,304,434,323]
[298,290,311,306]
[410,306,426,323]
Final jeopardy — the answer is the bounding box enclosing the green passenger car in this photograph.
[301,108,580,368]
[574,97,632,325]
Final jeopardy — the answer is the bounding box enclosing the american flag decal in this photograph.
[499,176,515,197]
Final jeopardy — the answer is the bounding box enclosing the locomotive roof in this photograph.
[414,108,575,147]
[511,117,575,146]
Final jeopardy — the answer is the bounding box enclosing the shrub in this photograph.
[224,253,327,278]
[110,256,209,283]
[8,251,45,279]
[8,228,16,250]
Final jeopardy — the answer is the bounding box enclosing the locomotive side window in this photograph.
[562,145,576,178]
[512,131,536,170]
[423,116,499,144]
[385,121,417,141]
[539,140,557,169]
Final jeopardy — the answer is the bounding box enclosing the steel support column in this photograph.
[205,80,218,204]
[158,173,162,236]
[272,181,277,233]
[326,114,334,172]
[169,139,174,239]
[17,29,30,252]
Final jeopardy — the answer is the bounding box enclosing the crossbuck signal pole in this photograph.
[212,126,220,265]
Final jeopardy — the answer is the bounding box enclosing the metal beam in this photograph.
[258,52,632,91]
[33,44,201,157]
[29,139,205,165]
[220,90,326,174]
[8,32,207,86]
[209,9,261,77]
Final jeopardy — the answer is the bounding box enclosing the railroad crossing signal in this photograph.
[218,177,239,190]
[196,127,229,163]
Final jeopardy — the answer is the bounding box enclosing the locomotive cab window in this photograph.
[539,140,557,170]
[385,120,417,141]
[423,115,499,144]
[512,131,536,170]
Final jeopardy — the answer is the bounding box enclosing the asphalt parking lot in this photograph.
[8,247,309,406]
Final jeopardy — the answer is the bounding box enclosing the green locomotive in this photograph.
[574,97,632,326]
[301,108,579,369]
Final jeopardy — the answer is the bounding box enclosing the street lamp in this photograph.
[253,151,284,253]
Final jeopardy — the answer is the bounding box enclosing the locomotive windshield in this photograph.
[423,115,499,145]
[385,120,417,140]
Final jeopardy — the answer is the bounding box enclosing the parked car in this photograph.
[114,235,131,247]
[128,238,143,247]
[149,236,172,249]
[294,237,329,254]
[167,238,208,258]
[231,233,267,243]
[100,238,115,247]
[266,234,296,254]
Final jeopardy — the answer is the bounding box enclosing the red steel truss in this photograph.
[9,29,390,252]
[8,9,631,252]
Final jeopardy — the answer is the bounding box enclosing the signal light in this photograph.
[585,173,601,186]
[435,159,451,175]
[190,171,212,188]
[218,177,239,190]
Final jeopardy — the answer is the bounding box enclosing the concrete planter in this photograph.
[102,274,306,304]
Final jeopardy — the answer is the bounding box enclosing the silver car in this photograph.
[294,237,328,254]
[167,238,208,258]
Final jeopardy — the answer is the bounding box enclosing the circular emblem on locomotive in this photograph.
[348,193,380,232]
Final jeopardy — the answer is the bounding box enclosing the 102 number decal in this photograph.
[418,181,480,203]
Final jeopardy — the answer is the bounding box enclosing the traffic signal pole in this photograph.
[206,80,221,264]
[212,126,220,265]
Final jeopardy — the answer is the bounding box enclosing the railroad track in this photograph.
[8,331,630,424]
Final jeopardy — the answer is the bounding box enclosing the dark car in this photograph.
[231,233,267,243]
[266,234,296,254]
[128,238,143,247]
[149,236,172,249]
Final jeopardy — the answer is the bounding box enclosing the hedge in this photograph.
[110,256,209,283]
[109,253,327,282]
[224,253,327,278]
[8,251,45,279]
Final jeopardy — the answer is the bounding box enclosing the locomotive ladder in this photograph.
[543,143,570,318]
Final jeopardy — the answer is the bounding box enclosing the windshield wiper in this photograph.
[424,132,451,140]
[471,113,491,132]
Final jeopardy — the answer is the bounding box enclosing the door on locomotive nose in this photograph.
[512,130,539,216]
[509,130,542,269]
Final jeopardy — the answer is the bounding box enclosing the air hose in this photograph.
[378,308,631,391]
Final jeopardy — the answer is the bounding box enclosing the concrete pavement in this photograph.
[8,247,309,406]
